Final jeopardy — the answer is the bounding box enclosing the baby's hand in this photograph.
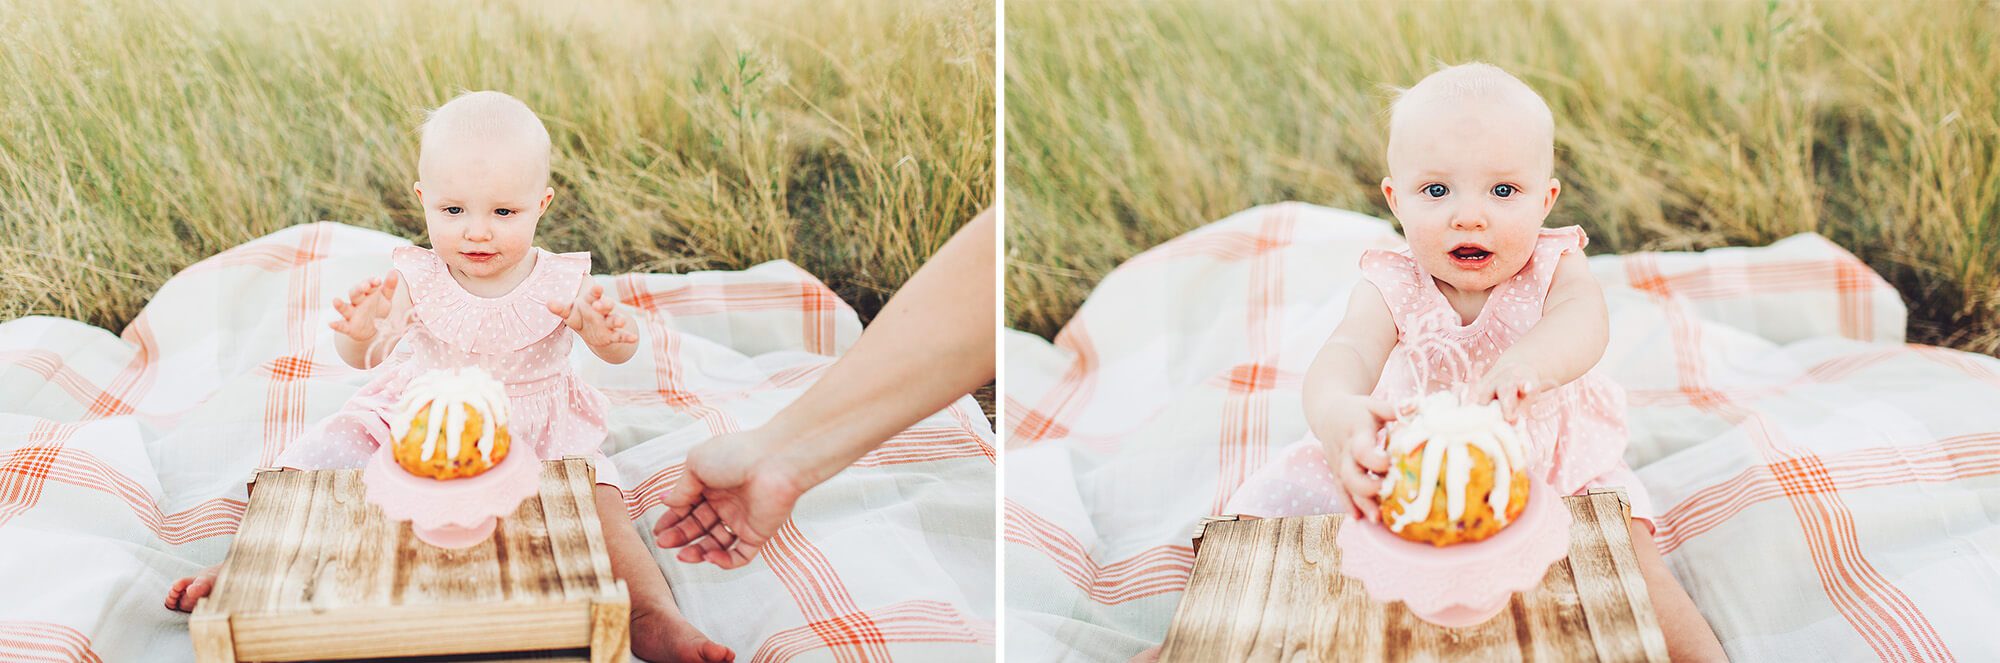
[548,283,638,349]
[328,271,400,342]
[1310,395,1399,523]
[1471,358,1548,422]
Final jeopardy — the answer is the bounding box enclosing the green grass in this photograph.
[1006,0,1999,355]
[0,0,994,332]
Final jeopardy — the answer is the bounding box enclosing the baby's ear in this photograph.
[412,182,425,204]
[1542,177,1562,212]
[539,187,554,212]
[1380,177,1399,216]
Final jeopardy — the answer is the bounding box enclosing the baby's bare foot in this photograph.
[630,601,733,662]
[165,563,221,612]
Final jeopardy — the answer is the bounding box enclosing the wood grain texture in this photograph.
[191,457,629,663]
[1161,490,1668,662]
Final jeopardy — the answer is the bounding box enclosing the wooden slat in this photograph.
[1509,543,1593,660]
[539,460,594,602]
[1586,489,1672,662]
[496,487,562,602]
[231,601,593,661]
[188,611,237,663]
[564,458,620,598]
[1161,492,1667,662]
[205,469,307,614]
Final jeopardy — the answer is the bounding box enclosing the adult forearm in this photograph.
[760,208,997,486]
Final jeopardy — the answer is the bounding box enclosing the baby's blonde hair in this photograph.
[417,90,552,188]
[1386,62,1555,172]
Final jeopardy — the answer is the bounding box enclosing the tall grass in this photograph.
[0,0,993,331]
[1006,0,1999,355]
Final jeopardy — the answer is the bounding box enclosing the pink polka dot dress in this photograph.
[275,246,622,488]
[1225,226,1652,524]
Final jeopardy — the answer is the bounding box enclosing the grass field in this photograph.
[0,0,993,331]
[1006,0,1999,355]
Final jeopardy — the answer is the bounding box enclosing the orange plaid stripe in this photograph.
[2,420,244,544]
[0,621,103,663]
[181,240,327,276]
[1008,321,1095,445]
[264,354,319,380]
[0,352,135,420]
[1221,362,1278,393]
[1003,500,1195,604]
[1122,211,1296,270]
[1657,432,2000,555]
[0,433,66,528]
[617,277,844,319]
[763,521,893,663]
[262,224,327,466]
[749,600,991,662]
[84,311,160,420]
[1213,207,1294,514]
[1768,455,1840,497]
[852,426,995,468]
[1008,410,1072,444]
[1635,256,1956,661]
[799,280,836,356]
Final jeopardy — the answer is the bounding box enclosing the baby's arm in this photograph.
[1302,281,1399,428]
[1475,250,1608,415]
[330,269,413,370]
[1304,281,1403,522]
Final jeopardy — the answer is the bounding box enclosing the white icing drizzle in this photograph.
[387,367,511,464]
[1377,391,1529,533]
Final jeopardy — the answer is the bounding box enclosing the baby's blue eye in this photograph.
[1422,183,1449,198]
[1492,184,1517,198]
[495,209,513,217]
[443,206,463,215]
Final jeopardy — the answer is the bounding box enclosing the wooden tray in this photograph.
[190,457,630,663]
[1160,488,1670,662]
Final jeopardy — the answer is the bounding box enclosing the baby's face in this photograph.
[414,140,553,283]
[1383,101,1558,295]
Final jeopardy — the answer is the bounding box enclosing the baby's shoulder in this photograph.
[390,245,438,273]
[1535,225,1588,253]
[1357,246,1421,287]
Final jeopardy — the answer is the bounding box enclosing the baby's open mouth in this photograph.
[1448,244,1493,267]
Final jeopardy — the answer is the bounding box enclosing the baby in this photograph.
[1225,64,1724,660]
[165,91,732,662]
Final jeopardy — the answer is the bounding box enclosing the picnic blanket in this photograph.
[1004,203,1999,663]
[0,222,996,662]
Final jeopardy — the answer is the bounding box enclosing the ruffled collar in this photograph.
[392,246,591,354]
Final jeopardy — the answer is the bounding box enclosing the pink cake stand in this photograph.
[361,443,541,549]
[1336,477,1572,628]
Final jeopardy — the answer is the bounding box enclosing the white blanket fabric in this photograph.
[1004,203,1997,663]
[0,222,995,662]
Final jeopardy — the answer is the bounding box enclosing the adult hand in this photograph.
[651,429,818,569]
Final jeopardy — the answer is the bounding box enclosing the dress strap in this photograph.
[391,245,446,304]
[1519,226,1589,303]
[1358,248,1427,326]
